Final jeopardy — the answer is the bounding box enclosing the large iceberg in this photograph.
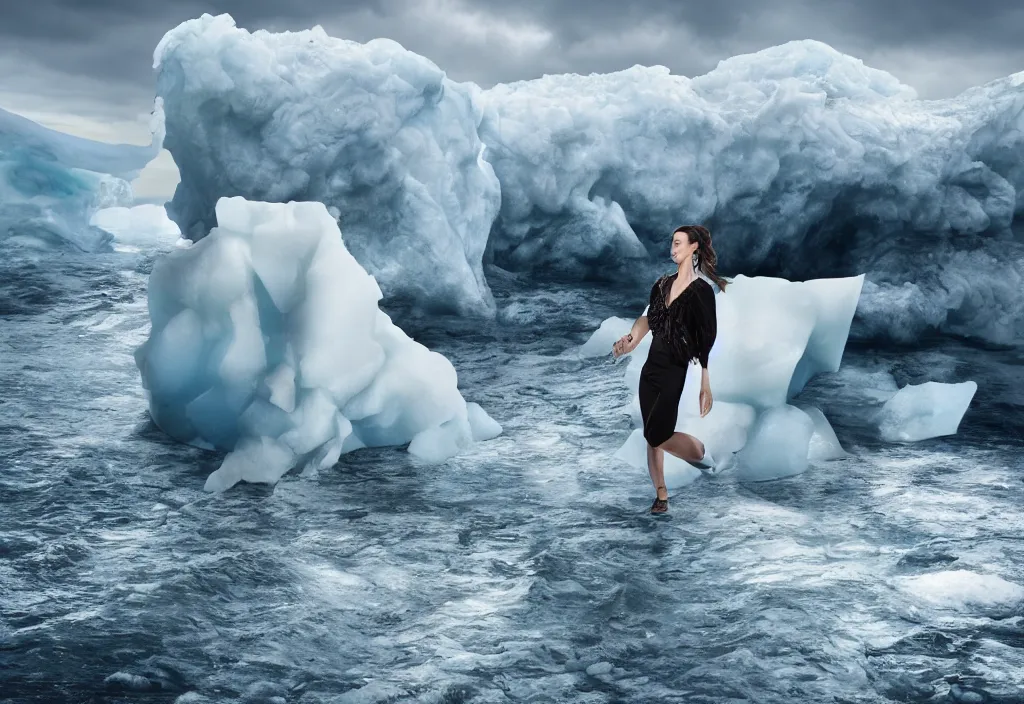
[479,42,1024,344]
[154,17,1024,343]
[153,14,500,317]
[595,274,862,484]
[134,197,501,492]
[0,103,164,252]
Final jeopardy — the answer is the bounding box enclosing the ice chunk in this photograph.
[787,278,865,397]
[876,380,977,442]
[734,405,816,481]
[607,274,860,477]
[204,435,297,493]
[1,102,164,252]
[90,204,182,249]
[714,275,863,407]
[578,316,634,358]
[614,274,862,409]
[136,196,500,491]
[407,416,475,464]
[798,406,848,461]
[466,402,502,442]
[154,14,500,316]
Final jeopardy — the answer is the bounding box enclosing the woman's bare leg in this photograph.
[657,432,705,464]
[646,443,667,500]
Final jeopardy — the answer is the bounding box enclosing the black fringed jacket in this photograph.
[646,274,718,368]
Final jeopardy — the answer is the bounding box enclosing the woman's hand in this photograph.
[699,379,713,417]
[612,333,636,358]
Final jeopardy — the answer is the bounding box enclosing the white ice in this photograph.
[479,41,1024,344]
[153,14,500,317]
[876,380,978,442]
[734,405,816,482]
[592,274,860,482]
[151,15,1024,341]
[90,204,183,250]
[0,103,164,252]
[798,405,848,461]
[578,317,633,358]
[153,17,1024,340]
[134,197,501,492]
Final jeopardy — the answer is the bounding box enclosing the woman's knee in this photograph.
[644,426,673,448]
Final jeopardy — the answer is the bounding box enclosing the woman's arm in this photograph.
[697,284,717,370]
[629,314,650,343]
[613,314,649,357]
[614,278,661,358]
[698,287,717,416]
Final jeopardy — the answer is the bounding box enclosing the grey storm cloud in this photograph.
[2,0,1024,115]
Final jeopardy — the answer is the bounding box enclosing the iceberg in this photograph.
[0,102,164,252]
[134,196,501,492]
[876,380,977,442]
[596,273,860,482]
[479,41,1024,344]
[155,17,1024,342]
[153,14,500,317]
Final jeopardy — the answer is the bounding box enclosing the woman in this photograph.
[612,225,729,514]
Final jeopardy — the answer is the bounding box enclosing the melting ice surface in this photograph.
[134,197,501,491]
[0,103,164,252]
[155,14,1024,346]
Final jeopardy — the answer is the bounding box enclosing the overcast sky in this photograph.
[3,0,1023,200]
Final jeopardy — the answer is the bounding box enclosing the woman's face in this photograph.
[670,231,698,265]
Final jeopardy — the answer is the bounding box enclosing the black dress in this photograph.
[639,274,718,447]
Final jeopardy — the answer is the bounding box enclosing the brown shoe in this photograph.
[650,497,668,514]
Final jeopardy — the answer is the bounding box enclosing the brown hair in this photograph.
[673,225,729,291]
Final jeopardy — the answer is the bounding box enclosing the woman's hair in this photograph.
[674,225,729,291]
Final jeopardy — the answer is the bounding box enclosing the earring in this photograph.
[692,252,699,269]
